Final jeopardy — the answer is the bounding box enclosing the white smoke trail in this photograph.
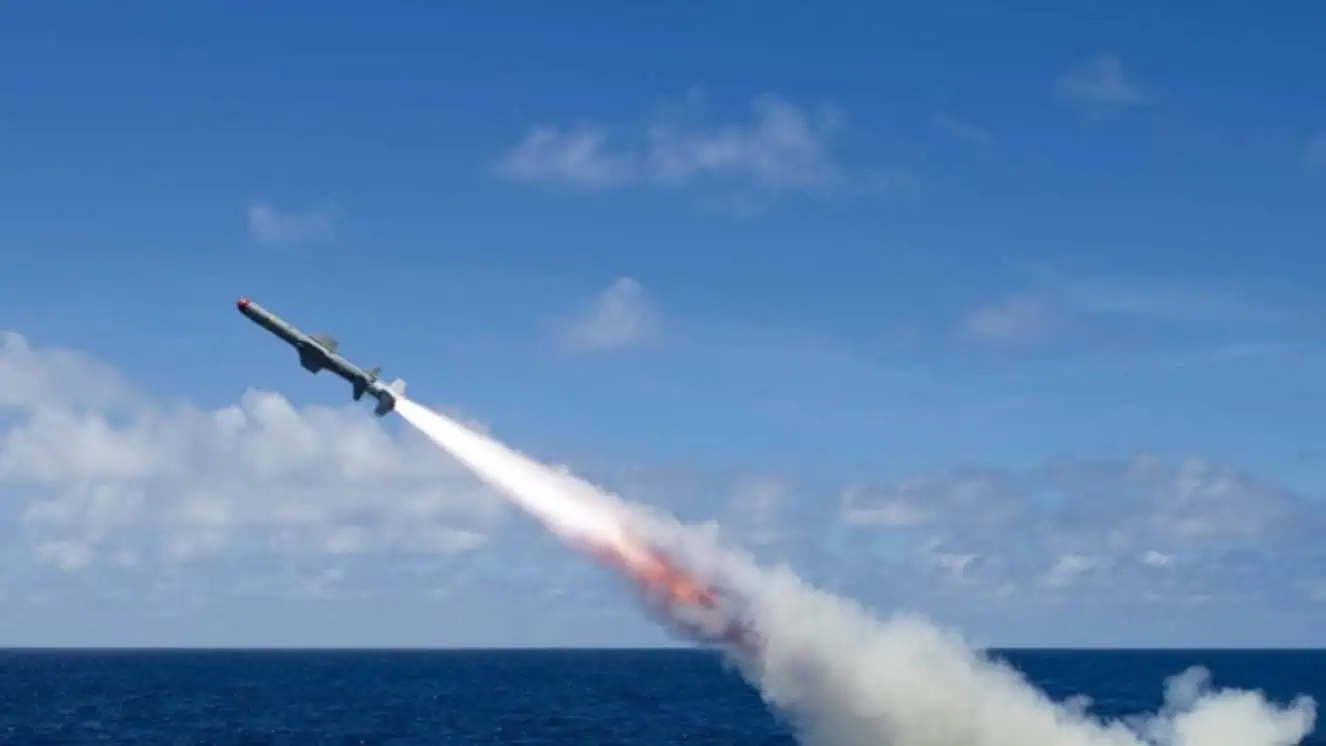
[393,398,1317,746]
[393,398,634,551]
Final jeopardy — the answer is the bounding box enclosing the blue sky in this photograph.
[2,1,1326,647]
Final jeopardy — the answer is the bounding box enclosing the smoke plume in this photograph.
[395,398,1317,746]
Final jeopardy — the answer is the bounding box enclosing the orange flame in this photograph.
[629,550,719,608]
[575,536,718,608]
[571,533,759,652]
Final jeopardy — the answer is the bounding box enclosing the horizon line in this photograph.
[0,645,1321,653]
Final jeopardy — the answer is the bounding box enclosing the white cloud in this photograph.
[556,276,660,351]
[963,294,1057,345]
[3,326,1322,633]
[1042,553,1109,589]
[929,112,993,146]
[0,331,135,412]
[840,469,1026,533]
[840,496,931,527]
[1040,271,1286,327]
[1055,55,1145,117]
[0,331,505,572]
[492,125,637,189]
[1143,550,1173,568]
[246,202,337,248]
[962,268,1294,351]
[832,455,1317,604]
[494,92,851,202]
[646,94,845,192]
[920,539,979,582]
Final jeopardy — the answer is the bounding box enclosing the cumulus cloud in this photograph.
[0,332,136,413]
[493,92,852,203]
[831,455,1319,604]
[2,328,1320,641]
[0,331,505,572]
[1055,55,1146,117]
[555,276,660,351]
[246,201,337,248]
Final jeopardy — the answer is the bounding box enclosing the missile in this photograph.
[235,297,406,417]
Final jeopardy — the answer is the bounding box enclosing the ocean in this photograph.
[0,648,1320,745]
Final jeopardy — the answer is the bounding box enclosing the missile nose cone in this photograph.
[236,297,250,310]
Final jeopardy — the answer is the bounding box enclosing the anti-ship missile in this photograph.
[235,297,406,417]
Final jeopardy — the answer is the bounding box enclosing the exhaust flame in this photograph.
[393,396,1317,746]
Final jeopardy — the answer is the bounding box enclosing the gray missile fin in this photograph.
[310,334,339,352]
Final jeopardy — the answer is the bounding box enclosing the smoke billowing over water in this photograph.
[394,398,1316,746]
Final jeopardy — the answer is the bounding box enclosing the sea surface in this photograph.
[0,648,1321,745]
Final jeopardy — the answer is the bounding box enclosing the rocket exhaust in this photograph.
[390,396,756,652]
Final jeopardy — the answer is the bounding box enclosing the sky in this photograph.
[2,1,1326,648]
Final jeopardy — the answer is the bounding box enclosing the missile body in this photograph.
[235,297,406,417]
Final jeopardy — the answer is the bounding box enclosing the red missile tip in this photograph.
[236,297,250,310]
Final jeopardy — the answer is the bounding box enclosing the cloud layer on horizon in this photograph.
[0,329,1321,644]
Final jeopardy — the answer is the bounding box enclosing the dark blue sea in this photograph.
[0,648,1321,745]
